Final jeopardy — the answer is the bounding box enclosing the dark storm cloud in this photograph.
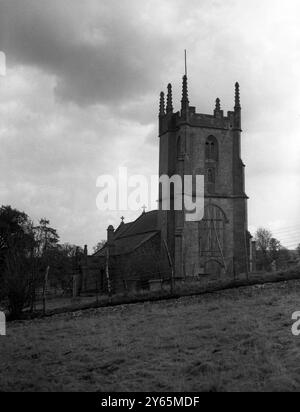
[0,0,183,109]
[0,0,300,248]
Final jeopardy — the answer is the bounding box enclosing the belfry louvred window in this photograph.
[205,136,218,161]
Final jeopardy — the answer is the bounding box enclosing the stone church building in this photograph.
[81,74,253,293]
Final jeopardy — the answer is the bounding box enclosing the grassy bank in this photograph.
[7,265,300,321]
[1,279,300,391]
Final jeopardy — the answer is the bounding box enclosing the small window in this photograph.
[208,168,215,183]
[177,136,186,158]
[206,168,216,194]
[205,136,218,161]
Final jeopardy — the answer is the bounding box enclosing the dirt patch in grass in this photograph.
[1,281,300,391]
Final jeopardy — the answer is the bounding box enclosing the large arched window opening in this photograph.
[198,203,229,269]
[205,135,218,161]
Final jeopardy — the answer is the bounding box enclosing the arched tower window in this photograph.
[205,135,218,161]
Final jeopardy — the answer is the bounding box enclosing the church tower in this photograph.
[158,73,249,278]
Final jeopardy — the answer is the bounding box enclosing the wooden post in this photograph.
[233,256,237,281]
[96,270,99,304]
[30,272,36,313]
[244,230,249,280]
[0,311,6,336]
[251,241,257,272]
[42,266,50,316]
[72,275,77,298]
[163,239,174,294]
[212,218,227,273]
[106,249,112,297]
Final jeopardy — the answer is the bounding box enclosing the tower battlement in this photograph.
[159,78,241,136]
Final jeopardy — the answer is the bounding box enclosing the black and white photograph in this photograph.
[1,0,300,396]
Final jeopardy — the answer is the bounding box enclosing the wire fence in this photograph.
[24,248,300,317]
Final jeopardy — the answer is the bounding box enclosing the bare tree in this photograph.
[255,228,272,270]
[0,206,62,318]
[29,219,59,311]
[269,237,282,262]
[255,228,291,271]
[93,240,106,254]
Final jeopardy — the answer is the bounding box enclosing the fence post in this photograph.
[163,239,174,294]
[96,270,99,304]
[42,266,50,316]
[72,275,78,298]
[106,248,112,298]
[233,256,237,281]
[244,230,249,280]
[0,311,6,336]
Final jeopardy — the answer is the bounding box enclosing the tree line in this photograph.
[1,204,299,318]
[254,227,300,271]
[0,205,83,319]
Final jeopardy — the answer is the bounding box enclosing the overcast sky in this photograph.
[0,0,300,250]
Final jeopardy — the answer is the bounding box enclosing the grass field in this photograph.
[1,280,300,392]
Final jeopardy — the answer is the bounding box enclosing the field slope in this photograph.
[1,280,300,392]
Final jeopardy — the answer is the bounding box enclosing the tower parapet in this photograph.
[158,78,242,137]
